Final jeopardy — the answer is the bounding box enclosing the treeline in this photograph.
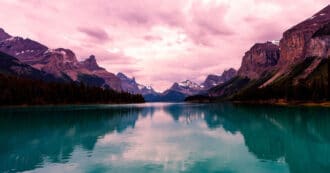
[0,74,145,106]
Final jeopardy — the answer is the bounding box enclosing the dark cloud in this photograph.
[77,27,111,42]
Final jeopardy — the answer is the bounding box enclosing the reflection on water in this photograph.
[0,103,329,173]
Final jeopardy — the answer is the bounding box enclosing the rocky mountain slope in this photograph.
[168,80,203,95]
[202,68,237,89]
[237,42,279,79]
[116,72,157,95]
[204,5,330,102]
[0,51,61,82]
[80,55,122,90]
[0,29,122,91]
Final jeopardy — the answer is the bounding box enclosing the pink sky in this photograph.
[0,0,328,91]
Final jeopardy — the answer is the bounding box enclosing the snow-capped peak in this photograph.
[178,80,200,88]
[146,85,152,90]
[138,84,153,91]
[138,84,145,90]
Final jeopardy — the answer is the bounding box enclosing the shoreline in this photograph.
[232,100,330,107]
[1,100,330,108]
[186,98,330,107]
[0,101,146,109]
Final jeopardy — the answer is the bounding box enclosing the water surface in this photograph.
[0,103,330,173]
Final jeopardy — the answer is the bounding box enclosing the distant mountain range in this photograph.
[116,69,237,102]
[0,28,237,102]
[187,5,330,103]
[201,68,237,89]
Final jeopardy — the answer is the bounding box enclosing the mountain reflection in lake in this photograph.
[0,103,329,173]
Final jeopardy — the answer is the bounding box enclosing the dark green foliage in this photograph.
[0,74,145,106]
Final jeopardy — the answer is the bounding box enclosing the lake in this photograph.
[0,103,330,173]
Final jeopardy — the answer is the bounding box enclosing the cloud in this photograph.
[77,27,111,43]
[143,35,163,42]
[0,0,328,91]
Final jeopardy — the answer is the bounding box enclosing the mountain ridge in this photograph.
[189,5,329,102]
[0,30,123,91]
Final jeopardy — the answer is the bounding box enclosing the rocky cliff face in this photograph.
[80,55,105,71]
[262,5,330,87]
[237,42,280,79]
[80,55,122,91]
[35,51,123,90]
[279,5,330,67]
[306,22,330,58]
[35,48,80,79]
[202,68,237,89]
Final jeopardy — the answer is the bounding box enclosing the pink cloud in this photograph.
[77,27,111,43]
[0,0,328,91]
[143,35,163,42]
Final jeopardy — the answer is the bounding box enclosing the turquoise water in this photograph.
[0,103,330,173]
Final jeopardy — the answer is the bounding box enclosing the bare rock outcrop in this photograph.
[279,5,330,67]
[237,42,280,79]
[81,55,122,91]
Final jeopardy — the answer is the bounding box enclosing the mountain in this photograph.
[117,72,141,94]
[116,73,206,102]
[201,68,237,89]
[0,28,11,40]
[0,35,48,65]
[149,80,203,102]
[33,48,80,79]
[237,42,280,79]
[0,29,144,105]
[168,80,203,95]
[146,70,237,102]
[139,68,238,102]
[202,5,330,102]
[0,51,61,82]
[262,5,330,87]
[0,29,122,91]
[116,72,158,96]
[278,5,330,67]
[80,55,105,71]
[80,55,122,91]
